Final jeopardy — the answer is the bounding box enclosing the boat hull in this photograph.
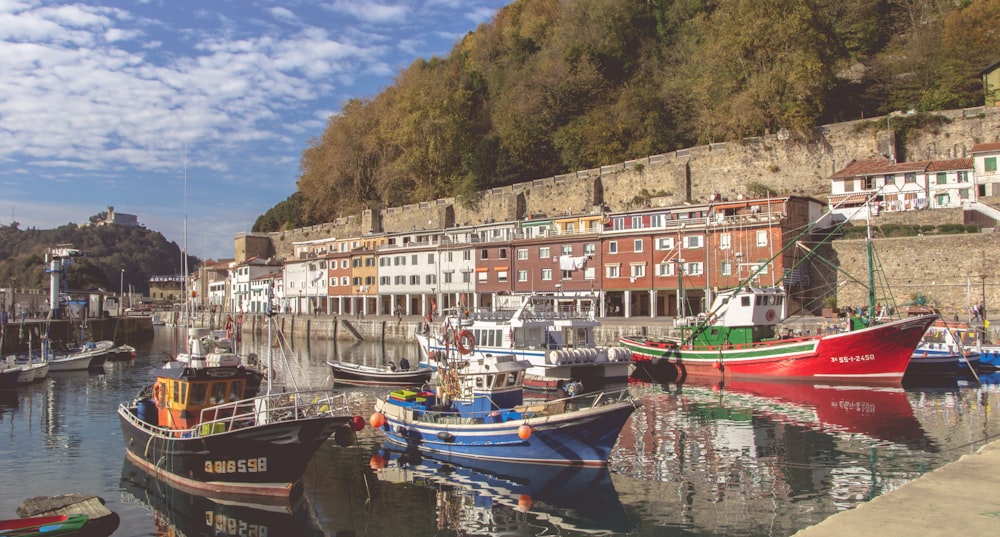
[374,396,638,466]
[118,404,351,497]
[327,360,432,387]
[622,314,937,385]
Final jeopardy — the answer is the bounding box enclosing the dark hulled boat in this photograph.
[118,325,366,498]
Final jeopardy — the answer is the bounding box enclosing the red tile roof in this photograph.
[926,158,973,172]
[972,142,1000,153]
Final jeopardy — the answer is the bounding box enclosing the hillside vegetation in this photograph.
[0,217,198,296]
[255,0,1000,232]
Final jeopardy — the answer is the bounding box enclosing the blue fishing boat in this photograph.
[370,354,639,466]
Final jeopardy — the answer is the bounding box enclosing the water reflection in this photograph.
[119,457,334,537]
[373,442,637,535]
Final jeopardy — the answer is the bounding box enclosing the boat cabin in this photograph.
[438,355,530,414]
[151,356,254,432]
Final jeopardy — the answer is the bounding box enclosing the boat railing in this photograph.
[121,390,349,437]
[195,390,349,434]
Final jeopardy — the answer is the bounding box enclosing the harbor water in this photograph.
[1,325,999,536]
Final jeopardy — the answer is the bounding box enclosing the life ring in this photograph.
[457,330,475,355]
[152,382,163,406]
[765,309,776,321]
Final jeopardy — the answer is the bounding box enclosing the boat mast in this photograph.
[866,201,876,322]
[182,144,189,328]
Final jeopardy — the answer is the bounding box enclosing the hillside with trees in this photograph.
[0,217,198,296]
[253,0,1000,232]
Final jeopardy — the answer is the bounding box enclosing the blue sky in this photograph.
[0,0,508,260]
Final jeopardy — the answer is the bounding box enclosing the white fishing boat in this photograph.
[416,294,632,392]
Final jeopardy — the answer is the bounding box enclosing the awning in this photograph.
[475,267,488,272]
[828,193,870,205]
[493,266,509,271]
[710,202,749,211]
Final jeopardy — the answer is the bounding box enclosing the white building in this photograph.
[972,142,1000,197]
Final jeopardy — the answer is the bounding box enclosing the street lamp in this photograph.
[119,268,125,316]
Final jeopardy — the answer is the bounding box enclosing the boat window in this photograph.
[742,296,751,306]
[210,382,227,404]
[172,381,181,404]
[488,330,496,347]
[229,380,243,401]
[189,383,208,405]
[475,376,484,389]
[506,372,518,385]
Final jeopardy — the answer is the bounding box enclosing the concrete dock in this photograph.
[792,438,1000,536]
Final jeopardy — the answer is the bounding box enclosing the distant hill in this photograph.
[0,218,198,296]
[255,0,1000,231]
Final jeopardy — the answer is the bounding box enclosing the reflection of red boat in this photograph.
[635,376,934,450]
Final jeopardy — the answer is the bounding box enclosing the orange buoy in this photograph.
[518,424,532,439]
[713,361,722,370]
[369,454,386,469]
[517,494,534,512]
[370,412,386,429]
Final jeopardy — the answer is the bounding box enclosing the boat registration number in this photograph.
[830,353,875,363]
[207,512,269,537]
[204,457,268,474]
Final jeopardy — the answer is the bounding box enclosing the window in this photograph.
[936,172,947,185]
[480,249,489,260]
[608,241,618,254]
[657,262,675,277]
[656,237,674,250]
[633,239,643,253]
[844,180,855,192]
[649,214,664,227]
[499,248,507,259]
[864,176,874,190]
[721,261,732,276]
[379,257,389,267]
[605,264,620,278]
[684,235,703,248]
[409,275,419,285]
[443,272,453,283]
[539,246,550,259]
[631,216,642,229]
[884,174,895,186]
[497,270,508,282]
[427,253,435,263]
[477,271,487,282]
[462,272,471,283]
[719,233,731,250]
[685,262,703,276]
[756,230,768,247]
[463,250,472,261]
[341,277,349,286]
[517,248,528,260]
[986,157,998,172]
[365,276,375,285]
[584,243,596,255]
[561,270,573,280]
[750,262,769,274]
[517,270,528,282]
[564,222,575,235]
[541,268,552,281]
[630,263,646,278]
[905,172,916,183]
[561,244,573,255]
[958,170,969,183]
[447,251,453,262]
[612,217,625,231]
[584,266,595,280]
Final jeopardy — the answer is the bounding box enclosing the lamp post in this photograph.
[119,268,125,316]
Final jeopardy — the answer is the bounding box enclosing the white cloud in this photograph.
[327,0,409,25]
